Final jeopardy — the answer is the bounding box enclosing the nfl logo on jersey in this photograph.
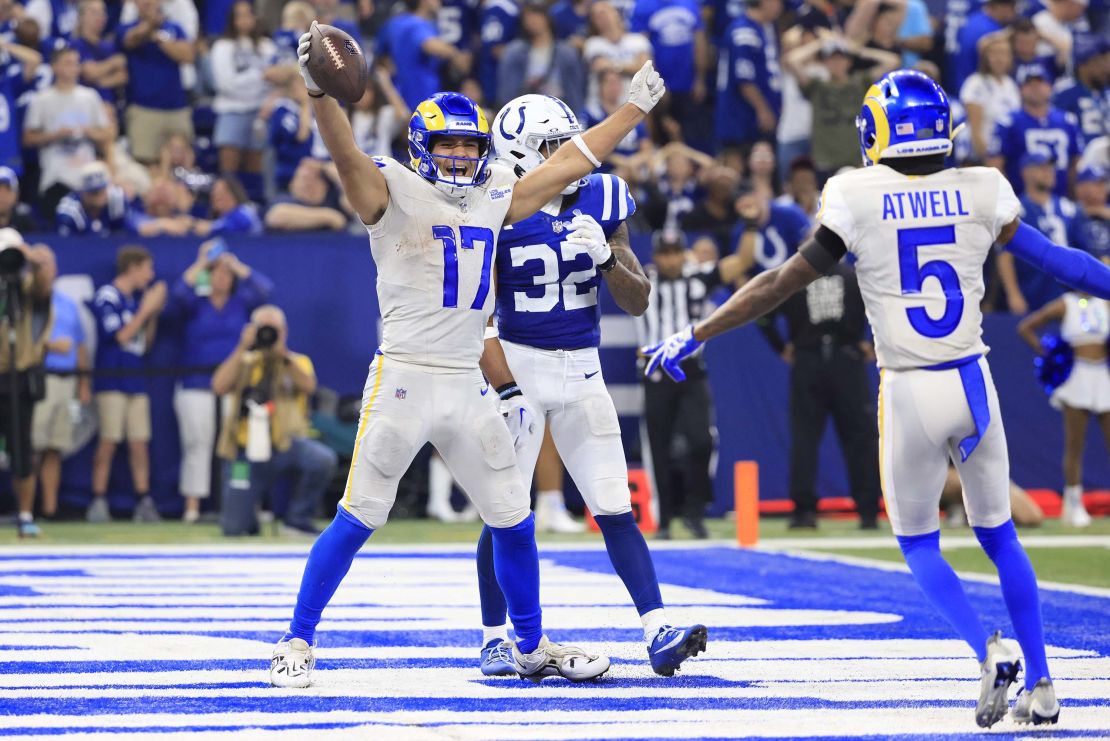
[395,388,407,400]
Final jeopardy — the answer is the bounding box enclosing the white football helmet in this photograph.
[492,94,587,194]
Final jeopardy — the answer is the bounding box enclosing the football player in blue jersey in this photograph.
[472,94,709,678]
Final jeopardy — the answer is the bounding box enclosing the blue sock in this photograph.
[974,520,1051,690]
[489,514,542,654]
[284,507,373,643]
[476,524,508,628]
[897,530,989,661]
[595,512,664,616]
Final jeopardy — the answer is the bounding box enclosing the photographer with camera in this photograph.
[0,229,57,538]
[211,304,335,536]
[87,245,167,523]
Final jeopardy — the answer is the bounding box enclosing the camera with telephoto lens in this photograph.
[0,245,25,279]
[253,325,279,351]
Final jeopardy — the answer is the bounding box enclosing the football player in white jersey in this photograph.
[470,94,707,679]
[269,23,665,688]
[644,70,1110,727]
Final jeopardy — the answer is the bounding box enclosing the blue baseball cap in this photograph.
[0,166,18,190]
[1077,165,1108,183]
[1020,151,1054,169]
[1016,62,1051,85]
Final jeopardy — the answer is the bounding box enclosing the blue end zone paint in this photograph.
[3,546,1108,738]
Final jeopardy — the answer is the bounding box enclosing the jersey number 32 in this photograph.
[510,241,597,312]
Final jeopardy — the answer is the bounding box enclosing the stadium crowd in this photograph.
[0,0,1107,536]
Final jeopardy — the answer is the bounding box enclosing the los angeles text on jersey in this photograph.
[881,190,971,221]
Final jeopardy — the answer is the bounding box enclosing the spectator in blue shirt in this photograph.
[715,0,784,153]
[707,0,747,44]
[997,151,1089,314]
[87,245,167,524]
[952,0,1016,91]
[71,0,126,106]
[990,63,1083,198]
[273,0,314,65]
[264,81,316,193]
[549,0,589,44]
[1011,18,1062,82]
[731,187,812,273]
[438,0,480,50]
[380,0,470,111]
[631,0,707,139]
[194,176,263,238]
[128,176,197,237]
[1075,165,1110,263]
[1052,34,1109,144]
[55,162,132,237]
[477,0,520,106]
[943,0,984,88]
[0,41,42,178]
[264,158,350,231]
[166,242,271,523]
[31,288,90,522]
[119,0,196,164]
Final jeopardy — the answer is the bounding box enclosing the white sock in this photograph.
[1064,485,1083,506]
[17,512,32,523]
[537,490,564,509]
[482,625,509,647]
[428,456,452,512]
[641,608,668,643]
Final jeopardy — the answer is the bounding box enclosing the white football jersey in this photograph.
[818,165,1021,370]
[367,158,517,370]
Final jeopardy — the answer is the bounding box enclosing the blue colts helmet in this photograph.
[856,70,954,166]
[408,92,492,194]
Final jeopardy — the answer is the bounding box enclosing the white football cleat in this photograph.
[1061,498,1092,528]
[513,635,610,683]
[975,631,1021,728]
[1012,677,1060,725]
[270,638,315,688]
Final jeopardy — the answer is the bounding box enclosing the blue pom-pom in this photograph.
[1034,333,1073,395]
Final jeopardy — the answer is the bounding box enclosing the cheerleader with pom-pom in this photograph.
[1019,292,1110,527]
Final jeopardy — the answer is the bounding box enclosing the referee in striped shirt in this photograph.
[636,232,741,539]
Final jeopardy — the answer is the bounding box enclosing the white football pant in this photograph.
[341,353,530,529]
[878,356,1012,536]
[502,341,632,517]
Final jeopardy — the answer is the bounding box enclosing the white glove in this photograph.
[500,395,537,452]
[565,214,612,267]
[627,60,665,114]
[297,28,322,96]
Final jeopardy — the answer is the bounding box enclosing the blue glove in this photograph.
[641,325,702,382]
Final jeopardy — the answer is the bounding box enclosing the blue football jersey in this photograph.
[496,173,636,350]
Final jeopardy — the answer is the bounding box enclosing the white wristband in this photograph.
[483,325,499,340]
[571,134,602,168]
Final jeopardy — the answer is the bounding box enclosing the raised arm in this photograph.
[998,218,1110,301]
[504,61,665,224]
[641,230,837,381]
[299,27,389,224]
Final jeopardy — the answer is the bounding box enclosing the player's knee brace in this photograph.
[589,477,633,517]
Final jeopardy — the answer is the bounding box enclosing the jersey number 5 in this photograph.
[434,225,495,310]
[898,225,964,338]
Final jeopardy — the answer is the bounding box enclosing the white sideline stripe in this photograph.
[781,548,1110,600]
[762,535,1110,550]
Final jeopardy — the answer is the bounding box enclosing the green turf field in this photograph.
[4,514,1107,589]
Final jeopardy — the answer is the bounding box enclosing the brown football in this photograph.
[307,23,368,104]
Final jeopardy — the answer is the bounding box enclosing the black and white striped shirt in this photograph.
[636,262,723,380]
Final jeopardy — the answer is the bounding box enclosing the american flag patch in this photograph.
[896,123,914,135]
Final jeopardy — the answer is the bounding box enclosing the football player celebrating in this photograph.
[270,24,664,688]
[472,94,708,678]
[643,70,1110,727]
